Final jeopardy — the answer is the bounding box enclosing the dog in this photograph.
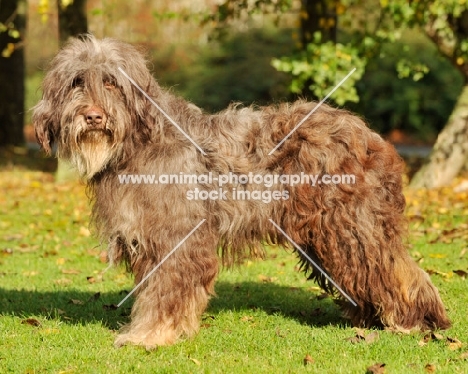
[33,35,450,348]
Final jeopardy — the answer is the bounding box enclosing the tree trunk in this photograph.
[55,0,88,182]
[410,84,468,188]
[58,0,88,43]
[301,0,337,45]
[0,0,26,147]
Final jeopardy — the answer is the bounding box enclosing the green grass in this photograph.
[0,168,467,373]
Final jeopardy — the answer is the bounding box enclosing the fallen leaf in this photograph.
[87,274,103,283]
[317,293,330,300]
[366,362,386,373]
[428,253,446,259]
[424,363,436,372]
[88,292,101,302]
[21,318,41,327]
[189,358,201,366]
[275,328,286,338]
[56,258,66,265]
[365,331,380,344]
[69,299,84,305]
[54,278,72,286]
[460,351,468,359]
[103,304,118,310]
[87,276,96,283]
[43,249,58,257]
[303,354,314,365]
[99,251,108,263]
[310,307,322,316]
[453,270,467,279]
[40,328,60,335]
[2,248,13,255]
[202,315,215,321]
[420,332,445,346]
[446,337,463,350]
[79,226,91,237]
[61,269,80,275]
[22,271,38,277]
[258,274,276,283]
[240,316,254,322]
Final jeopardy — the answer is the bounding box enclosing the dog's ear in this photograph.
[32,99,57,154]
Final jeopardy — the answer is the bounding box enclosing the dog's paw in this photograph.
[114,329,177,350]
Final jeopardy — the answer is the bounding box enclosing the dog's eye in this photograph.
[72,77,84,88]
[104,78,116,89]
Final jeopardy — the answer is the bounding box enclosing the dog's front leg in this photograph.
[114,234,219,349]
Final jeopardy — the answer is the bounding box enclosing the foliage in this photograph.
[158,27,294,112]
[350,34,464,138]
[208,0,468,108]
[272,32,366,105]
[0,4,22,58]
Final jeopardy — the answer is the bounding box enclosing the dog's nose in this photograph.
[85,109,104,126]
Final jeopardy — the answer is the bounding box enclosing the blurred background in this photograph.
[1,0,467,186]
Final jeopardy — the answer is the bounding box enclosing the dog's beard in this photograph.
[77,132,113,179]
[69,130,117,179]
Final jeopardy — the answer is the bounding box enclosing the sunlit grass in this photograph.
[1,169,467,373]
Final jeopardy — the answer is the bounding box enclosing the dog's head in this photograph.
[33,34,157,179]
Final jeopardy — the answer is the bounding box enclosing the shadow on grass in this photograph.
[0,281,346,330]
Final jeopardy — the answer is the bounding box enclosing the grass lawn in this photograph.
[0,163,467,373]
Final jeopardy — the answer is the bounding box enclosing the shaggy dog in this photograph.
[33,35,450,348]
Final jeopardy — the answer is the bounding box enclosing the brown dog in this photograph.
[33,35,450,349]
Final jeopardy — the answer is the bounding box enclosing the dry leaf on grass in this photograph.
[88,292,101,302]
[258,274,277,283]
[453,270,467,278]
[424,363,436,372]
[346,329,379,344]
[54,278,72,286]
[61,269,80,275]
[446,337,463,350]
[69,299,84,305]
[103,304,118,310]
[99,251,108,263]
[303,354,314,365]
[366,362,386,373]
[419,332,445,346]
[189,358,201,366]
[365,331,380,344]
[21,318,41,327]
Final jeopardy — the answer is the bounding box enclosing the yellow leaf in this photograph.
[429,253,447,259]
[30,181,42,188]
[189,358,201,366]
[22,271,38,277]
[1,43,15,58]
[40,328,60,335]
[447,337,463,350]
[79,226,91,237]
